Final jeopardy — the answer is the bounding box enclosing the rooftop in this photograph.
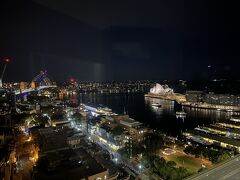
[120,118,143,127]
[217,120,240,126]
[186,129,240,147]
[208,124,240,135]
[35,148,107,180]
[37,128,69,154]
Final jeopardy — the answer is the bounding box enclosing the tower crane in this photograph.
[0,58,11,88]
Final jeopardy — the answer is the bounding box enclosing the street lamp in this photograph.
[138,163,143,173]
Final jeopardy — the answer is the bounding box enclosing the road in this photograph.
[15,133,35,180]
[17,154,34,180]
[80,116,143,178]
[187,154,240,180]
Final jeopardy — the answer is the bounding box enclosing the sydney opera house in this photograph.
[145,83,186,103]
[149,83,174,95]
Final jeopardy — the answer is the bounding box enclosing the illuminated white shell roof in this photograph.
[150,83,174,95]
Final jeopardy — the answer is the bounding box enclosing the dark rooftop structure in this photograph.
[208,124,240,135]
[35,148,108,180]
[37,128,69,155]
[186,129,240,147]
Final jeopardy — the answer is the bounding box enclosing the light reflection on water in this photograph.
[71,93,240,136]
[144,97,175,116]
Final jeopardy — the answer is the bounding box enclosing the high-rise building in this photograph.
[30,81,36,89]
[19,82,28,90]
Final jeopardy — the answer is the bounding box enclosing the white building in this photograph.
[150,83,174,95]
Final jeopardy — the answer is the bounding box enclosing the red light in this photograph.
[3,58,11,64]
[70,78,75,83]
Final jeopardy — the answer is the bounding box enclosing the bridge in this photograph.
[14,71,56,95]
[15,85,56,95]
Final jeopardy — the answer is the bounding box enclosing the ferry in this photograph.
[230,116,240,122]
[151,103,162,108]
[176,111,187,116]
[82,103,117,116]
[176,106,187,116]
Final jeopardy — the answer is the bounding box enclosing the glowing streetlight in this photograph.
[138,163,143,173]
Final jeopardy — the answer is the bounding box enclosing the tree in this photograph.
[111,126,124,136]
[72,112,82,121]
[143,133,164,153]
[217,151,230,162]
[184,145,231,164]
[153,156,166,171]
[168,169,179,180]
[198,167,206,173]
[142,154,191,180]
[177,167,191,179]
[167,161,177,167]
[184,145,195,154]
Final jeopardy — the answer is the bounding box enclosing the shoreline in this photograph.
[145,93,240,112]
[144,93,176,101]
[182,102,240,112]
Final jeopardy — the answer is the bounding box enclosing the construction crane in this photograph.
[0,58,11,88]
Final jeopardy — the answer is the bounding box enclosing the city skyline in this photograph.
[1,1,240,179]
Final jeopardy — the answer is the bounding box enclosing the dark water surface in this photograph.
[76,93,235,136]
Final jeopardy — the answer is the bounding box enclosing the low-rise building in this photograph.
[119,118,143,128]
[183,129,240,152]
[35,148,110,180]
[185,91,240,109]
[36,128,69,155]
[185,91,204,103]
[67,134,82,147]
[34,127,115,179]
[217,121,240,129]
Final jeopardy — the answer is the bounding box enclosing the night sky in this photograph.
[0,0,239,82]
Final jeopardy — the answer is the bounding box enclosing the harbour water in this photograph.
[74,92,237,136]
